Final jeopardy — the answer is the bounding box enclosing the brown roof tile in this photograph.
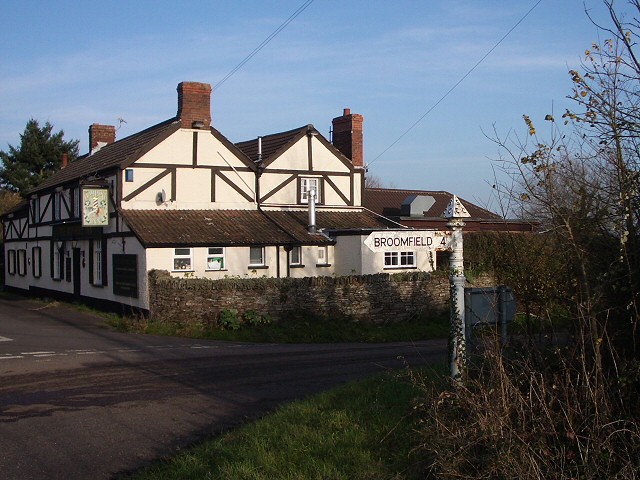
[121,208,395,247]
[235,125,309,164]
[262,209,395,233]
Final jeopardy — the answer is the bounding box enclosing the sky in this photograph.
[0,0,633,213]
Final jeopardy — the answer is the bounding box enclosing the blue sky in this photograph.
[0,1,630,211]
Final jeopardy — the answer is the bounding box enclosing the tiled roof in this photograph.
[262,209,395,233]
[121,208,395,247]
[32,119,181,194]
[235,125,311,164]
[30,119,254,195]
[364,188,500,220]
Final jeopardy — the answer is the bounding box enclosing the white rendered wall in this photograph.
[122,129,255,210]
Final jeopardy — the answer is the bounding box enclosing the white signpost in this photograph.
[442,195,471,383]
[363,200,469,383]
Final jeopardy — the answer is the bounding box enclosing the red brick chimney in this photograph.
[177,81,212,129]
[61,153,68,169]
[89,124,116,155]
[332,108,363,167]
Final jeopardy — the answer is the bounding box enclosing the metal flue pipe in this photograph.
[308,187,316,234]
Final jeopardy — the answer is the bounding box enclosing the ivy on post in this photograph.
[442,195,470,383]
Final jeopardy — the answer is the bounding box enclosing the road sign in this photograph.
[364,230,451,252]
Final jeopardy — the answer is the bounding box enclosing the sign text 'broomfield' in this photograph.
[364,231,451,252]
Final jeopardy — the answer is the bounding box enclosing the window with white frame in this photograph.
[300,177,321,203]
[206,247,225,271]
[125,169,134,182]
[32,246,42,278]
[52,241,64,280]
[94,241,103,285]
[317,245,329,265]
[249,246,264,267]
[17,249,26,276]
[290,246,302,266]
[7,250,16,275]
[384,251,416,269]
[173,248,193,271]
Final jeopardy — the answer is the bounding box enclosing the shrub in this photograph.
[218,308,240,330]
[244,310,271,326]
[243,310,259,326]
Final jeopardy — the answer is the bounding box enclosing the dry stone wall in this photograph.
[148,270,494,326]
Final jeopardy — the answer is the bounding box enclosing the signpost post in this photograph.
[443,195,470,383]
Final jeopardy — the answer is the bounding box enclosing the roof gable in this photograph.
[31,119,181,194]
[235,124,355,172]
[208,127,256,171]
[30,118,256,195]
[235,125,307,166]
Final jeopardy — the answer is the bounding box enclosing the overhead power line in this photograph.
[212,0,315,92]
[368,0,543,166]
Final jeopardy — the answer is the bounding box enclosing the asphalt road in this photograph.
[0,295,447,479]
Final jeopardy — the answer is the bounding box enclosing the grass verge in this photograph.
[126,367,445,479]
[109,314,450,343]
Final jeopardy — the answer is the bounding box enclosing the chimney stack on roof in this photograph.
[89,124,116,155]
[61,153,68,169]
[331,108,363,167]
[177,81,212,129]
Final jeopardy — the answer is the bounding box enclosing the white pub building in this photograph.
[2,82,459,313]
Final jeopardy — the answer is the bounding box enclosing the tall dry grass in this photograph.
[412,334,640,479]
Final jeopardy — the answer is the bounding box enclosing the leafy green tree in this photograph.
[0,119,79,195]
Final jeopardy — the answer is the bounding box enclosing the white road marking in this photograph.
[3,343,228,361]
[0,336,14,342]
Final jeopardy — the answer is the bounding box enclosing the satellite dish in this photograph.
[156,189,167,204]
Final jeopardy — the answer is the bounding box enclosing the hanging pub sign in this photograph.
[364,230,451,253]
[82,186,110,227]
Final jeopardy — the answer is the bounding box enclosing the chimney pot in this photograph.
[89,124,116,155]
[332,108,363,167]
[177,81,212,129]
